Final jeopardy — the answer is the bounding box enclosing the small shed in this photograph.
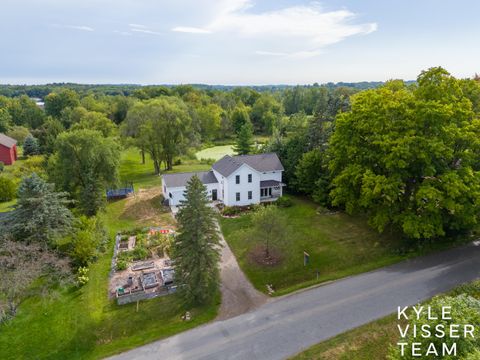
[0,133,18,166]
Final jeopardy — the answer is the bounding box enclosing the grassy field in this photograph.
[0,148,219,360]
[291,281,480,359]
[220,196,406,295]
[195,145,235,161]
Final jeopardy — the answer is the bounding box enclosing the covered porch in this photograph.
[260,180,285,202]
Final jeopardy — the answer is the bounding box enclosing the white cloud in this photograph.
[172,26,212,34]
[113,30,132,36]
[171,1,376,57]
[128,23,147,29]
[51,24,94,32]
[131,28,162,35]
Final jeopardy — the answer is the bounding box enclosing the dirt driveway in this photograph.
[216,224,269,320]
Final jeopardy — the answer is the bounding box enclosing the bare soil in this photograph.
[247,245,283,267]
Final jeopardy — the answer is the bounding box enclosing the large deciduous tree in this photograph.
[329,67,480,239]
[50,129,120,215]
[172,176,220,306]
[44,89,80,119]
[124,97,191,173]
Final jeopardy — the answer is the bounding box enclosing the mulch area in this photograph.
[247,245,283,266]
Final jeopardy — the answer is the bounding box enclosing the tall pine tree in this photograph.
[172,176,220,306]
[234,120,254,155]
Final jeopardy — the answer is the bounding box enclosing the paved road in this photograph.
[109,242,480,360]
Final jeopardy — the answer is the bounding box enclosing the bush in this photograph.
[6,126,31,146]
[116,259,128,271]
[276,196,293,208]
[0,162,4,172]
[222,206,242,216]
[23,135,40,156]
[77,267,89,286]
[131,246,149,260]
[0,176,16,202]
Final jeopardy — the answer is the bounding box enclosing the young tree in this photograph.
[8,173,73,244]
[172,176,220,306]
[250,205,287,259]
[0,176,16,202]
[234,120,254,155]
[50,129,120,215]
[23,134,40,156]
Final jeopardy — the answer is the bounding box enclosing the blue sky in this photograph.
[1,0,479,85]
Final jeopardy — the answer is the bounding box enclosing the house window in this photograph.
[248,174,252,183]
[236,175,240,184]
[236,192,240,201]
[248,191,252,200]
[169,192,172,198]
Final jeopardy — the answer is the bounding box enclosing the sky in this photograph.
[1,0,480,85]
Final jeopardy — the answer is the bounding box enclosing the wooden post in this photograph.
[136,300,139,312]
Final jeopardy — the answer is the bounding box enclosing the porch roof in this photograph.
[260,180,284,188]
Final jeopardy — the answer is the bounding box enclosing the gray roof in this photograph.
[162,171,218,188]
[212,153,284,177]
[0,133,17,148]
[260,180,284,187]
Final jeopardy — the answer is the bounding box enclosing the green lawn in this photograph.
[0,147,219,360]
[0,199,15,212]
[291,281,480,360]
[195,145,235,161]
[220,196,408,295]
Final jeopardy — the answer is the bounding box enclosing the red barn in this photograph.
[0,133,18,166]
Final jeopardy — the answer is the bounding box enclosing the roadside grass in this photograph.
[195,145,235,161]
[290,280,480,360]
[220,196,462,296]
[0,147,219,360]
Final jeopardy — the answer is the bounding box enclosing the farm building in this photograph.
[0,133,18,166]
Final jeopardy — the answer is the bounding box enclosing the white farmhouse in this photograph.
[162,153,285,206]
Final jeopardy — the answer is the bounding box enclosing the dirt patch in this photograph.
[247,245,283,267]
[121,187,175,227]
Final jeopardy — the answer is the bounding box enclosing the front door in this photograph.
[212,189,218,201]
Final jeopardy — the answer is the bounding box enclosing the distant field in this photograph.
[195,145,235,161]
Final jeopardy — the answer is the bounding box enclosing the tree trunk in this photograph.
[141,148,145,164]
[153,160,160,175]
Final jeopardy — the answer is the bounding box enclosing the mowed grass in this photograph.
[291,281,480,360]
[220,196,406,295]
[0,148,219,360]
[120,147,210,189]
[195,145,235,161]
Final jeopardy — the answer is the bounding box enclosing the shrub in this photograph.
[76,267,89,286]
[6,126,31,146]
[222,206,242,216]
[0,176,16,202]
[131,246,149,260]
[116,259,128,271]
[23,135,40,156]
[0,162,4,172]
[276,196,293,208]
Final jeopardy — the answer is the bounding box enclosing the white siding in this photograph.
[223,164,261,206]
[164,183,219,206]
[259,171,282,182]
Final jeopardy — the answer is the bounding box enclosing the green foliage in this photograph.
[250,205,287,258]
[5,95,45,129]
[34,117,65,154]
[66,216,107,266]
[329,67,480,239]
[295,149,330,205]
[275,195,293,208]
[388,294,480,359]
[6,125,30,145]
[44,89,80,118]
[123,97,192,173]
[70,110,117,137]
[231,103,251,134]
[194,103,223,141]
[0,176,16,202]
[22,134,40,156]
[9,173,73,244]
[50,129,120,215]
[0,162,4,172]
[250,93,284,134]
[173,176,221,306]
[0,108,12,132]
[116,259,128,271]
[233,120,254,155]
